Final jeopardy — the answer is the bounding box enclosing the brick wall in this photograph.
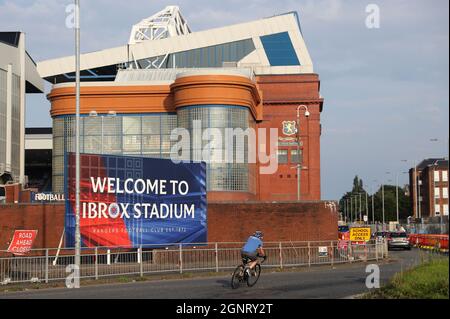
[0,204,65,251]
[207,201,337,242]
[256,74,323,201]
[0,201,338,250]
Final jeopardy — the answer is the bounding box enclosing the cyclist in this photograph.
[241,231,266,275]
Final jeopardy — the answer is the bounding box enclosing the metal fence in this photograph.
[0,240,388,285]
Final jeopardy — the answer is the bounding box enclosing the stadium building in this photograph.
[38,6,324,202]
[0,32,43,199]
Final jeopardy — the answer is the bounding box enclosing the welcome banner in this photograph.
[65,153,207,248]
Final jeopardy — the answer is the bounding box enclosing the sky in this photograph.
[1,0,448,200]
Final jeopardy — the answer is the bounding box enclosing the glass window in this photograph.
[103,135,121,154]
[122,135,141,152]
[142,116,160,135]
[389,232,407,238]
[291,149,302,164]
[443,170,448,182]
[177,105,253,192]
[83,117,101,136]
[435,187,440,198]
[123,117,141,135]
[444,204,449,216]
[277,150,288,164]
[434,170,440,182]
[103,116,121,136]
[260,32,300,66]
[443,188,448,199]
[435,204,441,215]
[170,39,255,68]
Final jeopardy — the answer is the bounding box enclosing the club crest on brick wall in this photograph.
[282,121,297,136]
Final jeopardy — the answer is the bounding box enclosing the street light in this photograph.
[344,196,349,223]
[74,0,81,286]
[394,171,409,224]
[295,105,310,201]
[372,180,378,224]
[382,172,392,229]
[355,192,366,223]
[350,196,353,223]
[353,194,359,223]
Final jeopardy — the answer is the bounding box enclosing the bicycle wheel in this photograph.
[231,265,244,289]
[246,264,261,287]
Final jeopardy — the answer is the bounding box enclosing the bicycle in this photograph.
[231,254,266,289]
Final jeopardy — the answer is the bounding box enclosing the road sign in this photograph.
[318,246,328,257]
[350,227,371,242]
[7,230,38,255]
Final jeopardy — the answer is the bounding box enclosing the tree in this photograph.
[339,176,411,223]
[339,175,369,222]
[372,185,411,222]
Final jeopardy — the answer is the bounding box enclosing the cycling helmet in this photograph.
[254,231,263,239]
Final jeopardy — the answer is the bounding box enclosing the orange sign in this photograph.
[7,230,38,256]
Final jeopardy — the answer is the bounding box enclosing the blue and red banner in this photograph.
[65,153,207,248]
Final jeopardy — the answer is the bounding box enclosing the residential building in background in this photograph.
[409,158,449,218]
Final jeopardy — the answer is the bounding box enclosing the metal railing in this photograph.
[0,240,388,285]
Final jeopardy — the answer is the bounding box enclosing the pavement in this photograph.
[0,249,423,299]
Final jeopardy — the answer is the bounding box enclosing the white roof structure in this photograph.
[37,9,314,84]
[129,5,191,45]
[0,33,43,93]
[114,67,255,82]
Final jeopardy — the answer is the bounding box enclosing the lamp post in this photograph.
[372,180,378,225]
[74,0,81,283]
[365,191,369,224]
[381,172,392,230]
[350,196,353,223]
[355,192,365,223]
[382,184,385,227]
[344,197,348,223]
[295,105,310,201]
[359,192,362,223]
[347,197,350,223]
[346,198,350,223]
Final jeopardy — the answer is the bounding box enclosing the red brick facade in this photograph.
[0,204,65,251]
[256,74,323,201]
[48,73,324,203]
[207,201,337,242]
[0,201,338,250]
[409,159,449,218]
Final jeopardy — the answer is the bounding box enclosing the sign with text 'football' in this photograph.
[65,153,207,248]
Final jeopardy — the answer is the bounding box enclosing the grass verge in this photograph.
[363,257,449,299]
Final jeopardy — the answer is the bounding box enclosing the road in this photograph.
[0,249,422,299]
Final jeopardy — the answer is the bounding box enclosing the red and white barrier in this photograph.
[408,234,449,252]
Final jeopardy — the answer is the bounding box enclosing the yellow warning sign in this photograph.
[350,227,371,241]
